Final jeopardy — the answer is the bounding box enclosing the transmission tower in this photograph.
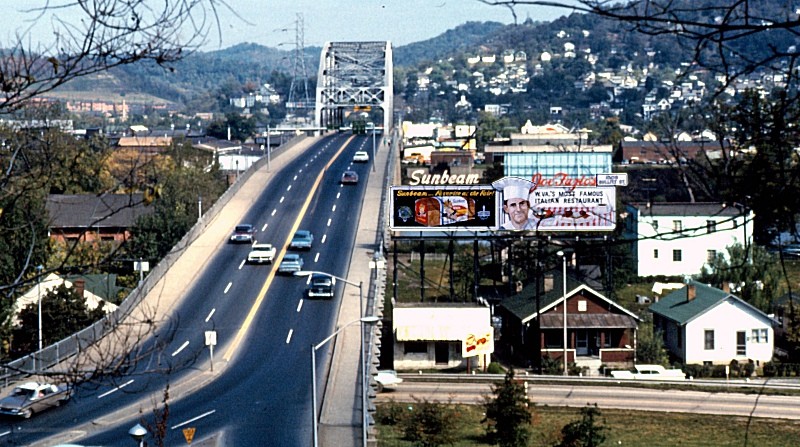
[285,13,313,122]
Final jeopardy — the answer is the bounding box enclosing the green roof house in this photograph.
[649,281,776,366]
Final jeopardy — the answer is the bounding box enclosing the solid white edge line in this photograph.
[171,340,190,357]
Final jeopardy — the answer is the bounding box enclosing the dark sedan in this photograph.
[341,170,359,185]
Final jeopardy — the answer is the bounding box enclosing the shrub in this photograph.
[376,399,406,425]
[401,398,460,447]
[487,362,506,374]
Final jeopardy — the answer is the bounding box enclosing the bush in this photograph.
[376,399,406,425]
[401,398,460,447]
[487,362,506,374]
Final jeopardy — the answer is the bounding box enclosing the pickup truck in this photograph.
[0,382,71,418]
[610,364,686,381]
[247,243,277,264]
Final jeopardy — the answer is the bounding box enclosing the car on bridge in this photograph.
[278,253,305,274]
[353,151,370,163]
[305,273,335,299]
[290,230,314,250]
[0,382,71,418]
[247,243,277,264]
[229,224,256,244]
[341,170,359,185]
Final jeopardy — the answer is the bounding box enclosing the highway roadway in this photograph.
[5,133,376,446]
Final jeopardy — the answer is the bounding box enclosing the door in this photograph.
[576,330,589,356]
[736,331,746,356]
[434,342,449,365]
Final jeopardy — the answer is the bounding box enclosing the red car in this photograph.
[341,170,359,184]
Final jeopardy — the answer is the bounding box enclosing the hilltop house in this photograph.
[623,202,753,277]
[649,281,775,366]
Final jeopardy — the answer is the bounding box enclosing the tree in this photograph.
[558,404,607,447]
[12,283,106,357]
[206,112,257,141]
[483,368,533,447]
[0,0,227,113]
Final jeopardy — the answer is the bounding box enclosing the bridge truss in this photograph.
[315,41,393,132]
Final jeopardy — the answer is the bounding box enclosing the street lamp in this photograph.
[128,423,147,447]
[557,251,568,376]
[310,315,380,447]
[36,265,44,353]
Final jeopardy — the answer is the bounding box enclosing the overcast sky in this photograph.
[4,1,574,51]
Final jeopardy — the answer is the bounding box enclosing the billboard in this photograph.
[462,328,494,358]
[390,177,617,233]
[390,185,498,231]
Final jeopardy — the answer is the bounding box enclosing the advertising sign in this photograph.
[390,185,498,231]
[390,178,617,232]
[527,186,617,231]
[462,328,494,358]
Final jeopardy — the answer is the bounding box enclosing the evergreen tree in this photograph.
[483,368,532,447]
[558,404,607,447]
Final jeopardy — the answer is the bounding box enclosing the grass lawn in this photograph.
[376,403,800,446]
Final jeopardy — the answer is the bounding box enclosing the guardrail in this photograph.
[1,135,308,388]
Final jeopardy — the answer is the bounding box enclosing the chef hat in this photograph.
[492,177,534,202]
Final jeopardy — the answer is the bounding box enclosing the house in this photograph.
[623,202,753,277]
[46,194,153,243]
[649,281,776,366]
[497,270,639,375]
[13,273,119,325]
[393,304,493,370]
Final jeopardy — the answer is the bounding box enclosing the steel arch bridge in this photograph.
[315,41,393,132]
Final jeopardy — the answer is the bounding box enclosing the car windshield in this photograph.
[284,254,299,261]
[311,274,332,285]
[235,225,252,233]
[294,231,310,239]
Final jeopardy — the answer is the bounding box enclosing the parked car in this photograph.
[352,150,370,163]
[0,382,71,418]
[278,253,305,274]
[247,243,277,264]
[780,244,800,257]
[290,230,314,250]
[374,370,403,392]
[306,273,335,298]
[341,170,359,185]
[610,364,686,381]
[229,224,256,243]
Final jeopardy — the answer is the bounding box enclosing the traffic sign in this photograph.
[596,173,628,187]
[183,427,196,444]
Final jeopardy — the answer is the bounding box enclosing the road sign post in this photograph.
[205,331,217,372]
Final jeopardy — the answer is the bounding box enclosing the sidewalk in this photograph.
[319,139,390,447]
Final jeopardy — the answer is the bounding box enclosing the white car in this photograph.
[610,364,686,380]
[374,370,403,392]
[247,243,277,264]
[353,151,370,163]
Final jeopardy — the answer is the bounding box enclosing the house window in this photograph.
[654,249,659,259]
[578,300,587,312]
[707,250,717,262]
[544,331,563,348]
[752,329,769,343]
[672,249,682,262]
[762,329,769,343]
[706,220,717,233]
[673,220,683,232]
[704,330,714,350]
[404,341,427,354]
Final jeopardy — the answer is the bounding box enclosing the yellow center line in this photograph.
[223,136,355,362]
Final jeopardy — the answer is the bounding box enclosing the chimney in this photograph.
[73,279,85,298]
[544,274,554,293]
[686,284,696,302]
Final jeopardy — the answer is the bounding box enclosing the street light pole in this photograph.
[311,316,380,447]
[557,251,568,375]
[36,265,43,353]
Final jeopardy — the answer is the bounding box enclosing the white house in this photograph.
[393,304,492,370]
[13,273,118,325]
[623,202,754,277]
[650,281,775,366]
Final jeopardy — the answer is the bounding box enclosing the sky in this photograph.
[3,1,574,52]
